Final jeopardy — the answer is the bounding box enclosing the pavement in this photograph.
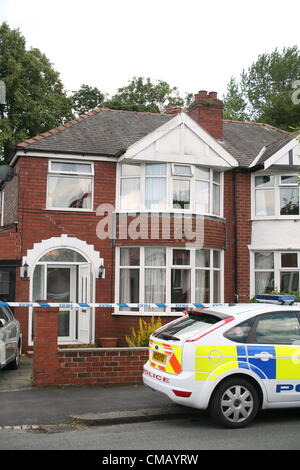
[0,355,195,429]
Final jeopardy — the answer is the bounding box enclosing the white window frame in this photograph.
[46,160,94,212]
[252,171,300,220]
[251,250,300,297]
[114,246,224,316]
[117,162,223,218]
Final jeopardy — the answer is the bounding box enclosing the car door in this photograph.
[247,311,300,403]
[0,307,12,366]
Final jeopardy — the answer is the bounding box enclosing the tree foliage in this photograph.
[223,77,249,121]
[104,76,187,113]
[223,46,300,130]
[0,22,74,160]
[72,84,106,115]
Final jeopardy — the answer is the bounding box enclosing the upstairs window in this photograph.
[47,161,93,210]
[119,162,222,216]
[254,174,300,217]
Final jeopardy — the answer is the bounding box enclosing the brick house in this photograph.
[0,90,299,352]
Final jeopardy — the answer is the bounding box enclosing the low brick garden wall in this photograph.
[57,347,148,386]
[32,307,149,387]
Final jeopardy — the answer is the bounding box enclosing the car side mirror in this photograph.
[0,319,5,328]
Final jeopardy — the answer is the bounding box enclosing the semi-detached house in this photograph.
[0,89,299,352]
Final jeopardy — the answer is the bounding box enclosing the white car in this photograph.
[0,306,22,370]
[143,295,300,428]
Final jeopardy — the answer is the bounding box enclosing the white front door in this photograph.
[47,265,77,341]
[78,264,91,343]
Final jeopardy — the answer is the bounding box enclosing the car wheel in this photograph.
[209,377,259,428]
[6,344,20,370]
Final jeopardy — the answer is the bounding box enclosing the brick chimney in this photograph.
[164,106,182,115]
[188,90,223,139]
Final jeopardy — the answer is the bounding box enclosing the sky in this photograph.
[1,0,299,100]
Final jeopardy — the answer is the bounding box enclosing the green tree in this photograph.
[104,76,186,113]
[72,84,106,115]
[225,46,300,130]
[0,22,74,160]
[223,77,249,121]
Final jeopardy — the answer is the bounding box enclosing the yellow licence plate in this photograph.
[152,351,167,364]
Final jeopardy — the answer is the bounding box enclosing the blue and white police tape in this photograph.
[0,302,229,309]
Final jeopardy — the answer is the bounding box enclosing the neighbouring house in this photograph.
[0,89,299,352]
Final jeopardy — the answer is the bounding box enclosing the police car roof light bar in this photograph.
[255,294,296,305]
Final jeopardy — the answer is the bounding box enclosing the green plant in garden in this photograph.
[125,317,162,347]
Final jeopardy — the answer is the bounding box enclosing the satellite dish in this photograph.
[0,165,15,182]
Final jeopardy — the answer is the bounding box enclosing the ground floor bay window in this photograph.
[115,246,223,315]
[253,251,300,295]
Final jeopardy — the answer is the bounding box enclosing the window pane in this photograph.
[255,189,275,216]
[145,247,166,266]
[171,269,191,304]
[255,175,274,188]
[281,175,298,185]
[195,270,210,303]
[47,176,92,209]
[281,253,298,268]
[255,252,274,269]
[196,249,210,267]
[32,265,45,301]
[173,249,190,265]
[280,272,299,292]
[40,249,86,262]
[120,248,140,266]
[145,268,166,310]
[255,272,274,294]
[173,165,192,176]
[0,271,9,295]
[213,183,220,215]
[173,180,190,209]
[51,162,92,174]
[213,271,221,302]
[121,164,140,176]
[255,312,300,344]
[213,250,221,268]
[196,167,210,180]
[145,164,166,175]
[145,177,166,209]
[120,178,140,210]
[195,181,209,213]
[280,187,299,215]
[119,269,139,311]
[47,268,71,302]
[224,319,254,344]
[213,171,221,183]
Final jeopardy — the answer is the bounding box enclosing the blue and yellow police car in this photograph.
[143,295,300,428]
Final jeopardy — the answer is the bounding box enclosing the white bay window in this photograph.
[254,251,300,294]
[116,246,223,315]
[118,162,222,216]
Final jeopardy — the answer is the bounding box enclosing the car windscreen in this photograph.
[152,310,230,342]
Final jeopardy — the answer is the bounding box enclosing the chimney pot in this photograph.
[208,91,218,100]
[164,106,182,115]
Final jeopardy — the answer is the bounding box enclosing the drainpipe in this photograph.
[233,169,238,303]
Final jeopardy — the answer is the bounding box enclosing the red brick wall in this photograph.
[32,306,148,387]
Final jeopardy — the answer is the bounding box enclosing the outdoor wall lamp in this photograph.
[21,262,29,278]
[98,264,105,279]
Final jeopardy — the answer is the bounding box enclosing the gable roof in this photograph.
[220,120,288,167]
[250,131,299,167]
[14,109,291,169]
[16,108,173,157]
